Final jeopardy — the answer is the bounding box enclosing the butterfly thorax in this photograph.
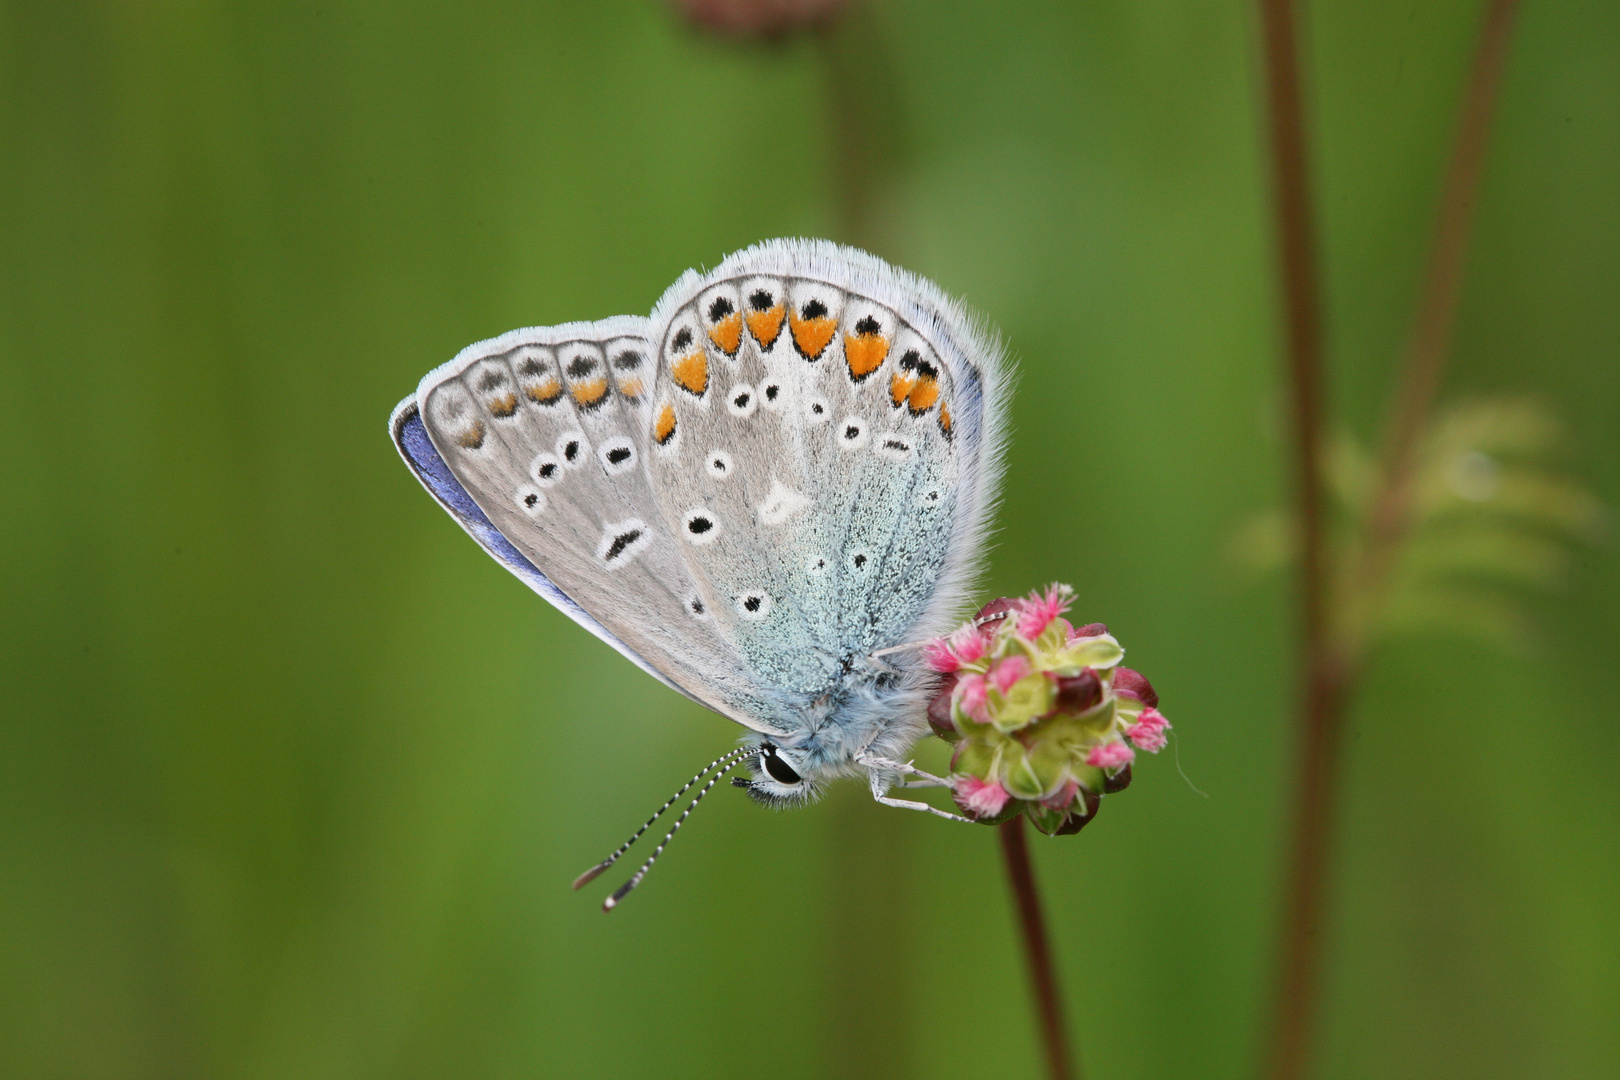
[734,659,937,805]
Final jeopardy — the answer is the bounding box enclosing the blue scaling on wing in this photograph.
[390,396,697,702]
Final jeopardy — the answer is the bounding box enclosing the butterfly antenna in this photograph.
[868,611,1011,660]
[601,749,759,912]
[572,746,752,890]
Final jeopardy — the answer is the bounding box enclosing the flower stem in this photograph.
[1252,1,1344,1078]
[999,817,1077,1080]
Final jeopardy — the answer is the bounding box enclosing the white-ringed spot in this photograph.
[530,451,563,486]
[598,436,637,476]
[516,486,545,517]
[683,508,722,546]
[735,591,772,621]
[803,396,830,424]
[727,383,757,419]
[761,382,784,410]
[838,417,868,451]
[875,434,914,462]
[556,431,586,468]
[706,449,735,480]
[596,519,652,567]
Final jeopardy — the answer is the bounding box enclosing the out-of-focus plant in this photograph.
[1232,397,1605,655]
[669,0,845,38]
[1249,3,1609,1080]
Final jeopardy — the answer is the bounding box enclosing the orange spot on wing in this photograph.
[654,403,677,445]
[789,312,837,360]
[939,401,952,436]
[526,378,562,405]
[570,376,609,408]
[745,306,784,348]
[617,377,643,399]
[488,392,519,417]
[670,350,708,396]
[908,376,940,414]
[844,332,888,381]
[457,421,486,449]
[890,372,917,407]
[708,313,742,356]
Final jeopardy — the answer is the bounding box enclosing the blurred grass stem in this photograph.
[1359,0,1521,627]
[999,817,1077,1080]
[1254,1,1340,1073]
[1256,3,1521,1079]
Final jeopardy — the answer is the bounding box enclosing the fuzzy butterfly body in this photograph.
[391,240,1009,812]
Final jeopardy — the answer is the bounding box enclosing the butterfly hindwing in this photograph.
[641,241,1001,692]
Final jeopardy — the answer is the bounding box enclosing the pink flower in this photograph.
[989,654,1032,696]
[923,638,960,673]
[1086,741,1135,769]
[923,622,992,673]
[948,621,990,665]
[954,774,1011,817]
[1126,707,1170,753]
[1015,584,1072,640]
[955,673,990,724]
[1038,779,1080,810]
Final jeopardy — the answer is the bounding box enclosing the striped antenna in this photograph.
[572,746,752,891]
[869,609,1011,660]
[601,750,759,912]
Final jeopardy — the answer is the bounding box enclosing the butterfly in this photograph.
[390,239,1010,906]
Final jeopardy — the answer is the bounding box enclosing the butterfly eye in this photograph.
[762,747,802,786]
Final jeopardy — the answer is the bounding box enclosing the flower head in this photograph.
[922,584,1172,836]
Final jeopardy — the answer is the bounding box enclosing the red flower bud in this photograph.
[1103,763,1133,793]
[1052,786,1103,835]
[1113,667,1159,709]
[1051,668,1103,715]
[974,597,1017,625]
[927,673,959,740]
[1072,622,1108,639]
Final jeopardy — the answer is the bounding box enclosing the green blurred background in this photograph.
[2,2,1615,1078]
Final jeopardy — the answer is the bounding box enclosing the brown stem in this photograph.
[1253,1,1343,1079]
[999,817,1077,1080]
[815,0,904,248]
[1256,4,1521,1080]
[1360,0,1521,604]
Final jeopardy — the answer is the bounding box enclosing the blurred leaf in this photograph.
[1232,397,1604,655]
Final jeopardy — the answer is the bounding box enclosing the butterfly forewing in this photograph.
[400,240,1007,739]
[416,319,788,733]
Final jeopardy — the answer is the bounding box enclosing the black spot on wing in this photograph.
[604,529,642,562]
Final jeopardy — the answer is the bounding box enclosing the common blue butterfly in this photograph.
[390,239,1010,904]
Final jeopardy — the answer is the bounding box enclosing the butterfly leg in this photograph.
[857,753,951,789]
[867,770,976,823]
